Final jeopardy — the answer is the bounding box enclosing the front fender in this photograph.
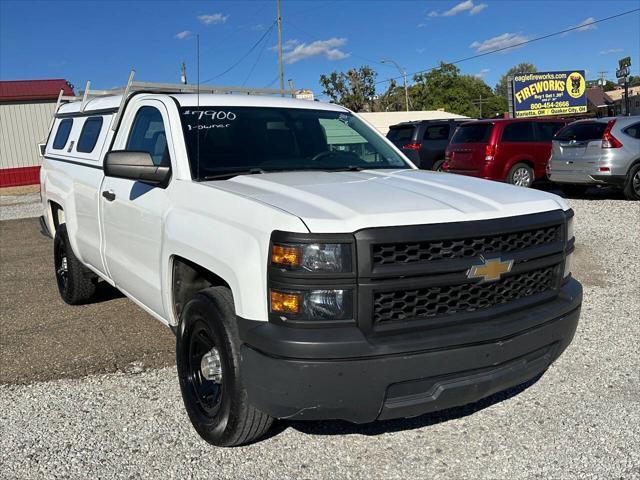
[161,182,308,325]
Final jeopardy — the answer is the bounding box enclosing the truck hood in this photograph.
[205,169,568,233]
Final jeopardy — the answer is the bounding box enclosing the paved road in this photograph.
[0,218,174,384]
[1,197,639,479]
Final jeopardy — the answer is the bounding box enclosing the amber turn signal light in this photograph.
[271,244,302,267]
[270,290,301,314]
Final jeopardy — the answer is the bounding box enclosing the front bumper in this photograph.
[239,278,582,423]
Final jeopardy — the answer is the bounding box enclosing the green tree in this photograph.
[628,75,640,87]
[319,66,377,112]
[410,62,506,118]
[376,79,407,112]
[495,63,537,99]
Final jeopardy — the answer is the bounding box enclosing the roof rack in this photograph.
[53,69,297,131]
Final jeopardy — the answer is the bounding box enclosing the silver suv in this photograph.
[548,116,640,200]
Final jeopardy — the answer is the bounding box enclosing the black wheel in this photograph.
[623,163,640,200]
[53,223,96,305]
[507,163,534,187]
[176,287,273,447]
[432,159,445,172]
[559,184,588,198]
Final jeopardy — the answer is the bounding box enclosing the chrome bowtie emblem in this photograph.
[467,257,513,283]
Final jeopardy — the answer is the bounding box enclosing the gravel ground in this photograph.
[1,194,639,479]
[0,193,41,221]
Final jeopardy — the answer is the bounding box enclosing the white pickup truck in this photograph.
[40,84,582,446]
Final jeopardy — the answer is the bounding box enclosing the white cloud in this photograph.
[282,39,301,51]
[474,68,490,78]
[197,13,229,25]
[174,30,191,40]
[416,48,426,54]
[470,3,488,15]
[576,17,597,31]
[562,17,597,36]
[270,39,300,52]
[470,32,529,53]
[443,0,474,16]
[431,1,487,18]
[282,38,349,64]
[600,48,623,55]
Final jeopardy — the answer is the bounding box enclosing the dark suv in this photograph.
[387,119,469,170]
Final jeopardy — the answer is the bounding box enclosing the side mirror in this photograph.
[104,151,171,187]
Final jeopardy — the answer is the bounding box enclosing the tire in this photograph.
[53,223,97,305]
[559,184,588,198]
[431,159,445,172]
[507,163,534,188]
[176,286,273,447]
[623,163,640,200]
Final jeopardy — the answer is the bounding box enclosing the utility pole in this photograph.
[380,59,409,111]
[472,93,492,118]
[597,71,607,87]
[276,0,284,96]
[180,62,187,85]
[288,79,295,98]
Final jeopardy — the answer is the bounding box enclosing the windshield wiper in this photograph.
[329,165,365,172]
[201,165,373,181]
[201,168,266,181]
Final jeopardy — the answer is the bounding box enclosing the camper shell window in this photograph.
[52,119,73,150]
[76,117,104,153]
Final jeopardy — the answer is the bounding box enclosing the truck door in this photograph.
[100,100,173,318]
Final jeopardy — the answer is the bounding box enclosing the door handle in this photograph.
[102,190,116,201]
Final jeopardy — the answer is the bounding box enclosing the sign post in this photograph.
[510,70,587,118]
[617,57,632,116]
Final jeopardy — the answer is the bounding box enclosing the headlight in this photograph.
[563,251,573,278]
[567,216,574,241]
[270,288,353,321]
[271,242,352,273]
[564,214,574,279]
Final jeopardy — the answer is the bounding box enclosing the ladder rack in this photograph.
[52,69,298,131]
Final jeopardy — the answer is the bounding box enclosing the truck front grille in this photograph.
[372,225,561,266]
[373,266,557,323]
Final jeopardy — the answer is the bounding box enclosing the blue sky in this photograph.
[1,0,638,100]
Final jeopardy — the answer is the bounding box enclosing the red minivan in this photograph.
[444,118,566,187]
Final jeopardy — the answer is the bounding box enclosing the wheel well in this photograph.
[49,201,64,231]
[172,256,231,322]
[506,159,534,177]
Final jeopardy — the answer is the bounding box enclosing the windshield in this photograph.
[450,123,493,144]
[554,122,607,142]
[179,107,409,180]
[387,126,415,143]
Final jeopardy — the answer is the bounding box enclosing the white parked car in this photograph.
[39,80,582,446]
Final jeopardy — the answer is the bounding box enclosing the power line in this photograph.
[203,20,277,83]
[242,22,276,86]
[264,75,280,89]
[374,8,640,86]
